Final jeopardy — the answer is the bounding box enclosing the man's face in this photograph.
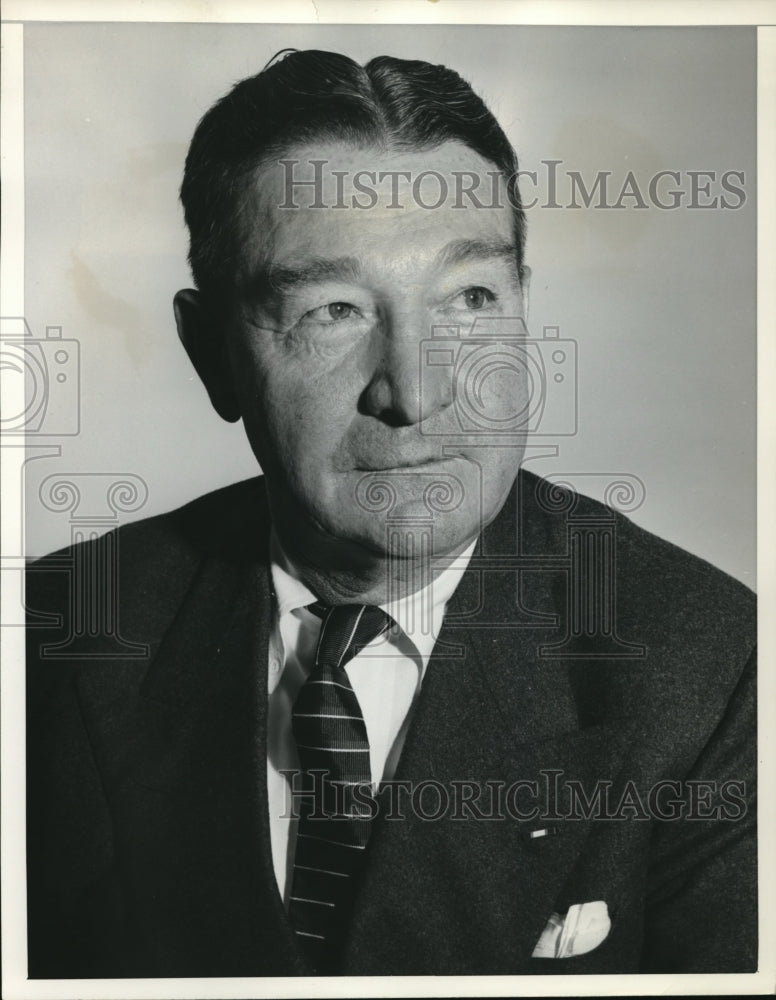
[219,140,529,561]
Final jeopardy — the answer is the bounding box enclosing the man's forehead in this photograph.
[238,139,516,278]
[253,138,510,210]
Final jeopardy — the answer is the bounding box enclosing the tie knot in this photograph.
[308,602,393,671]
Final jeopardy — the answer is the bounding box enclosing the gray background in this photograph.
[22,23,756,587]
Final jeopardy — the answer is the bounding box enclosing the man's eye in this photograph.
[306,301,359,323]
[459,287,495,310]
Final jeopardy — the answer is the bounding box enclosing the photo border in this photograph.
[2,2,773,997]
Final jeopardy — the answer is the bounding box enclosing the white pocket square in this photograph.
[531,900,611,959]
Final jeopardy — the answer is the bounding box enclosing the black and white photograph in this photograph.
[1,2,773,996]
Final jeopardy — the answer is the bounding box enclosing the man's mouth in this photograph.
[354,454,457,472]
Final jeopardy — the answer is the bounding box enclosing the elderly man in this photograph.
[26,50,756,978]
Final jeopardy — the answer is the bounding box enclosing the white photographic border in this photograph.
[2,2,774,997]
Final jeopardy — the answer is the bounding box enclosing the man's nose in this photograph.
[360,309,453,427]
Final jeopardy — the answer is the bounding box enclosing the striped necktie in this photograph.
[289,602,393,972]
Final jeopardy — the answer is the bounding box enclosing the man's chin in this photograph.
[325,456,487,556]
[325,503,482,563]
[273,454,495,565]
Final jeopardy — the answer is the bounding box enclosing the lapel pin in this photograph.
[523,825,561,842]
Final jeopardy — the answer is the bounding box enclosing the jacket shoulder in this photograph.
[515,468,755,733]
[25,477,270,691]
[518,467,755,621]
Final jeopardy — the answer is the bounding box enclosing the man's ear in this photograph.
[519,264,532,320]
[173,289,241,423]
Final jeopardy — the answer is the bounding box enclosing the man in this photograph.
[26,49,756,977]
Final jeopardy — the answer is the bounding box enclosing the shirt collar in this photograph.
[269,530,476,663]
[270,533,318,619]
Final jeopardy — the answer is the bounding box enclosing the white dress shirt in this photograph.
[266,534,476,904]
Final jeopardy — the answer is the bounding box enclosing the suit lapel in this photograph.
[76,509,305,975]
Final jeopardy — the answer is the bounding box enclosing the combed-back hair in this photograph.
[180,49,526,299]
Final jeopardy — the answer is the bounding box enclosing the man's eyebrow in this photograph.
[247,241,517,297]
[435,238,519,271]
[255,256,362,295]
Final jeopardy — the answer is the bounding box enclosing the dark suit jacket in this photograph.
[26,469,757,977]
